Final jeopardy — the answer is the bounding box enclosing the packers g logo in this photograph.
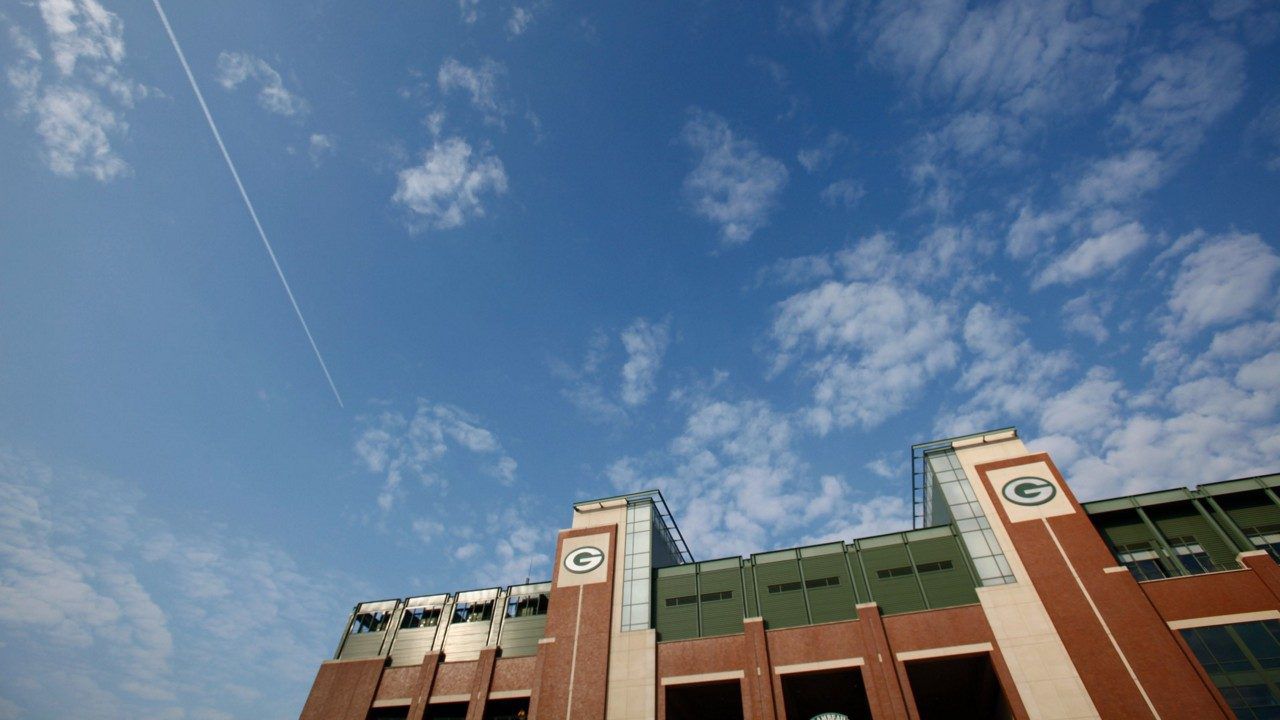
[1002,477,1057,506]
[563,546,605,574]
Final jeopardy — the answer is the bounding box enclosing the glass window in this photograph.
[1248,525,1280,561]
[1167,535,1215,574]
[351,611,390,634]
[1115,542,1167,581]
[1182,622,1280,719]
[401,606,442,629]
[505,593,549,618]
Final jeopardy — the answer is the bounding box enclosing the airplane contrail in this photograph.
[151,0,344,408]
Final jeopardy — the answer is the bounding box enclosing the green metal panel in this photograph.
[846,550,870,603]
[860,544,926,615]
[753,555,809,629]
[1220,494,1280,532]
[799,552,856,623]
[908,536,978,609]
[497,615,547,658]
[339,632,385,659]
[655,570,699,641]
[698,567,745,637]
[742,560,759,618]
[1149,504,1237,569]
[1094,512,1156,549]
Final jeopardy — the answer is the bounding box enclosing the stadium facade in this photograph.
[299,428,1280,719]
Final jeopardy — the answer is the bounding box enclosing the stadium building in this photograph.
[299,428,1280,719]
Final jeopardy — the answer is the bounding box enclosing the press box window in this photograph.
[506,593,549,618]
[1115,542,1167,581]
[665,595,697,607]
[452,601,494,623]
[1167,536,1215,574]
[351,611,390,634]
[915,560,953,573]
[804,576,840,589]
[1247,525,1280,561]
[700,590,733,602]
[876,566,914,580]
[767,581,802,594]
[401,607,441,629]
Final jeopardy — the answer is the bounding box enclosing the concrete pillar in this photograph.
[299,657,385,720]
[464,647,500,720]
[741,617,776,720]
[855,603,910,720]
[406,652,442,720]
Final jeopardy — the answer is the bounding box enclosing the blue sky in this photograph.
[2,0,1280,717]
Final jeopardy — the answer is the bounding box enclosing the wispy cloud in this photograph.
[437,57,508,126]
[215,51,308,117]
[3,0,149,181]
[354,399,519,513]
[0,448,346,719]
[607,393,907,558]
[620,317,671,407]
[307,132,335,165]
[820,178,865,208]
[392,136,508,231]
[507,6,536,37]
[680,109,788,245]
[556,318,671,421]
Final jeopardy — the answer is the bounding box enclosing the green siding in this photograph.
[655,569,699,641]
[861,544,926,615]
[742,560,759,618]
[1096,513,1158,549]
[754,556,809,629]
[1221,494,1280,533]
[1149,505,1237,569]
[497,615,547,658]
[846,550,870,603]
[698,567,745,637]
[909,536,978,609]
[800,551,856,623]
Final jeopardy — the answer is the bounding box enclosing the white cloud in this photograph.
[772,278,957,432]
[785,0,851,37]
[1113,33,1246,154]
[606,396,907,558]
[1163,232,1280,337]
[796,131,848,172]
[354,399,519,511]
[392,136,508,231]
[680,109,789,245]
[0,449,345,719]
[1033,221,1150,288]
[619,318,671,407]
[507,6,534,36]
[1073,149,1167,208]
[4,1,148,181]
[935,302,1072,436]
[437,57,508,125]
[862,0,1142,116]
[820,178,865,208]
[458,0,480,24]
[307,133,335,165]
[215,51,308,117]
[1061,292,1110,343]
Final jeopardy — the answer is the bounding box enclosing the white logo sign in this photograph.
[811,714,850,720]
[1001,476,1057,506]
[563,546,605,574]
